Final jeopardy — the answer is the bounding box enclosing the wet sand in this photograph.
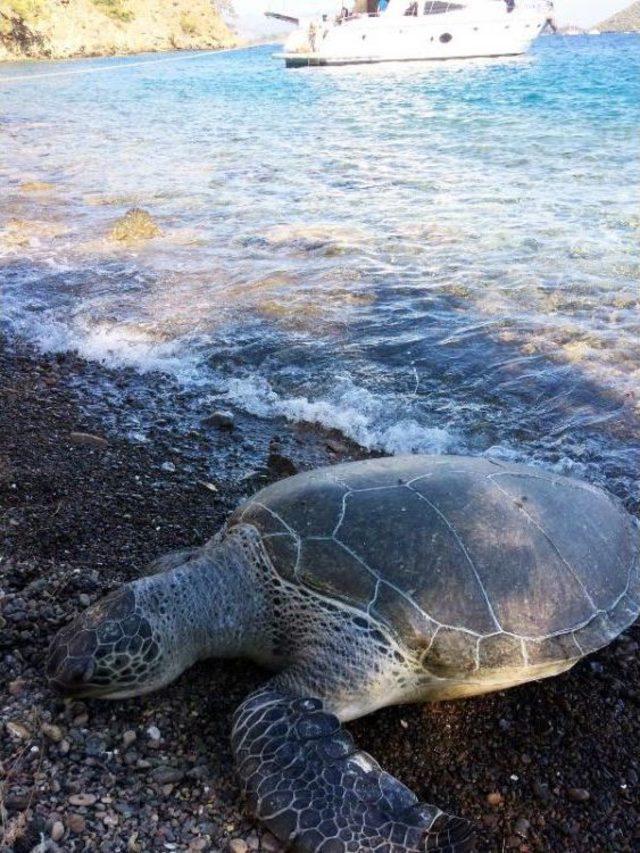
[1,335,638,852]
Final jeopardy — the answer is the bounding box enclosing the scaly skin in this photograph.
[232,685,474,852]
[47,453,640,851]
[47,532,475,851]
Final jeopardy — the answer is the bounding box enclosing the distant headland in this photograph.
[598,0,640,32]
[0,0,236,62]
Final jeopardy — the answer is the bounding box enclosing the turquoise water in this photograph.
[1,35,639,502]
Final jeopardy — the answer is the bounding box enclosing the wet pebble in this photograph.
[151,766,184,784]
[514,817,530,837]
[267,450,297,477]
[41,722,63,743]
[122,729,137,748]
[68,792,97,807]
[5,792,30,811]
[50,821,65,842]
[66,813,86,834]
[6,720,30,739]
[202,410,235,430]
[8,678,26,696]
[567,787,590,802]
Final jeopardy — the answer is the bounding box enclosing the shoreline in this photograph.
[0,41,270,71]
[1,333,639,851]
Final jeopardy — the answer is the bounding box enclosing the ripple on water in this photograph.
[1,35,639,505]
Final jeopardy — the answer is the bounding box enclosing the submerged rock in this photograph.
[20,180,55,193]
[261,223,369,256]
[110,208,161,243]
[1,218,68,249]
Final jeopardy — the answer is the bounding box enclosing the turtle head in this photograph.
[47,539,262,699]
[47,584,175,699]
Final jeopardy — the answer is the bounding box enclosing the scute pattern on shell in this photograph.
[230,455,640,676]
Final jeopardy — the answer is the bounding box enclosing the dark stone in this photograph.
[267,451,298,478]
[151,767,185,785]
[202,411,234,430]
[567,787,590,802]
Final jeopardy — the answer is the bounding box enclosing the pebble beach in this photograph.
[1,337,639,852]
[1,29,639,853]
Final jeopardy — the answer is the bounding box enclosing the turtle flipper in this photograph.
[232,687,474,853]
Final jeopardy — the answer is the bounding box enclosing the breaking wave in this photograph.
[223,376,453,455]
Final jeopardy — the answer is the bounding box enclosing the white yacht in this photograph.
[271,0,555,68]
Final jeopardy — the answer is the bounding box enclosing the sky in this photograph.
[232,0,633,36]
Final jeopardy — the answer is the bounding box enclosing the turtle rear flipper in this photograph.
[232,686,474,853]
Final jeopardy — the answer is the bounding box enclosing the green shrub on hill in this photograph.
[2,0,45,23]
[91,0,133,22]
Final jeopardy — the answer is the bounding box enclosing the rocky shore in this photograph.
[0,0,235,63]
[1,335,639,852]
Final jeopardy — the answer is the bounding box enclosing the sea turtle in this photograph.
[47,455,640,852]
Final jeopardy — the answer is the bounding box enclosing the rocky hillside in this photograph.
[0,0,236,61]
[598,0,640,32]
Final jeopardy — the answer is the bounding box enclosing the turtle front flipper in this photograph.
[232,686,474,853]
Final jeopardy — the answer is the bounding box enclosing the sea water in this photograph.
[1,35,639,503]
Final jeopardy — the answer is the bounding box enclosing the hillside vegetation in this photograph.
[598,0,640,32]
[0,0,236,61]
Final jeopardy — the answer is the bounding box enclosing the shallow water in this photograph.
[1,36,639,502]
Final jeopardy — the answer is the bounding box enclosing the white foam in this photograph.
[224,375,452,455]
[65,321,184,373]
[7,304,200,379]
[5,294,455,456]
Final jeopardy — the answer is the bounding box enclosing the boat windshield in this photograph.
[349,0,470,16]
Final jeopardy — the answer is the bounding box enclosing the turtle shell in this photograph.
[228,455,639,673]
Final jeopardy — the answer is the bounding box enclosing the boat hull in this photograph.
[281,4,549,67]
[283,48,528,67]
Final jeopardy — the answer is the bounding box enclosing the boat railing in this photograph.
[335,11,381,24]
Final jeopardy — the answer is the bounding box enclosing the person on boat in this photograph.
[308,21,317,50]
